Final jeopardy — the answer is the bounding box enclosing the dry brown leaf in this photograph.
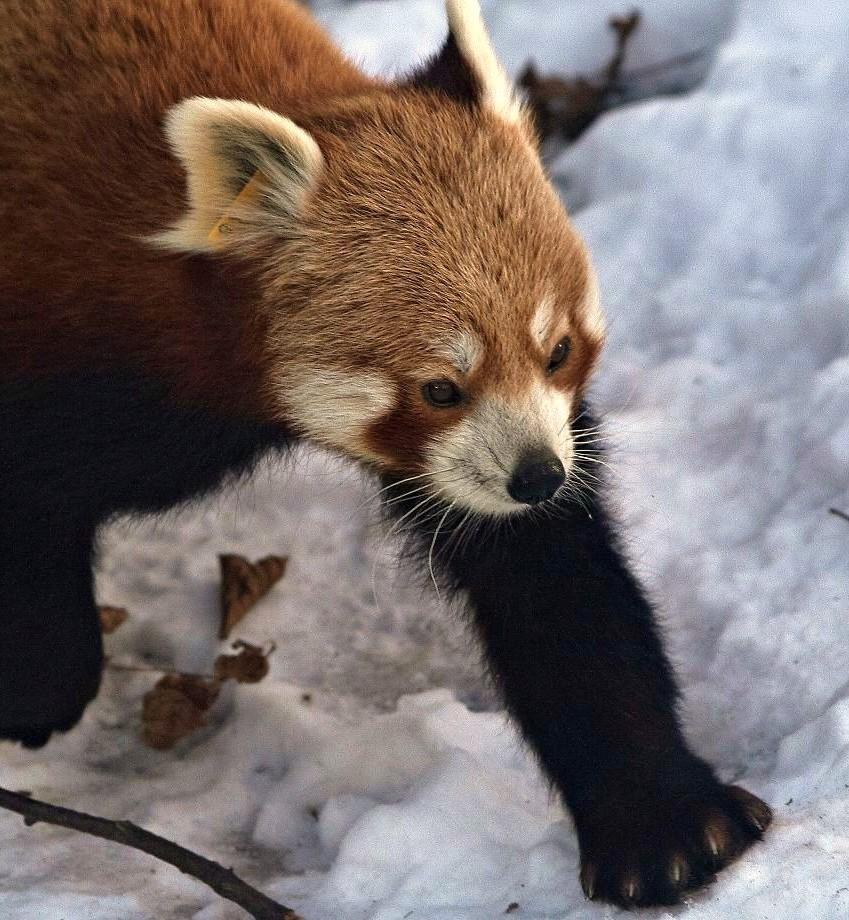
[219,554,287,639]
[213,641,274,685]
[141,674,222,750]
[98,605,129,634]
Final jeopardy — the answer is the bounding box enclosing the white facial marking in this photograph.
[532,294,555,348]
[281,365,394,458]
[441,330,483,375]
[445,0,524,125]
[580,265,606,343]
[427,381,574,515]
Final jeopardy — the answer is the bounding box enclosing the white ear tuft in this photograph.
[152,97,324,254]
[445,0,523,124]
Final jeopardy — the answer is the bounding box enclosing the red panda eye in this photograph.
[547,336,573,373]
[423,380,463,408]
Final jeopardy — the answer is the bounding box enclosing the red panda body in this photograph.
[0,0,374,411]
[1,0,771,908]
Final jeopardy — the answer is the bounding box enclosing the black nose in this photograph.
[507,452,566,505]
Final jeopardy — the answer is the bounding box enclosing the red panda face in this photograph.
[265,100,605,516]
[158,3,605,517]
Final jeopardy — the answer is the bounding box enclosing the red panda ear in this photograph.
[151,97,324,254]
[406,0,523,125]
[408,31,480,106]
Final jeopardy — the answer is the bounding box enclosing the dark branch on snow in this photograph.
[0,786,302,920]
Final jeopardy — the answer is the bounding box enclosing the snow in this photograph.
[2,1,848,918]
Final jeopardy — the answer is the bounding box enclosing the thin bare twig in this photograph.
[603,10,642,87]
[518,10,643,142]
[614,46,711,83]
[0,786,302,920]
[106,660,216,680]
[830,507,849,524]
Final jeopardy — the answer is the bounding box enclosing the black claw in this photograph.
[704,828,724,864]
[668,855,689,890]
[621,875,641,905]
[580,864,597,900]
[745,803,773,836]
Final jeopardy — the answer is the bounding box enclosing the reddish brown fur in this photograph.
[1,0,600,457]
[0,0,374,414]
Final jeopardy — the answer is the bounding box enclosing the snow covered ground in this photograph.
[2,0,848,918]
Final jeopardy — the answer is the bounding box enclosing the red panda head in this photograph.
[156,0,605,517]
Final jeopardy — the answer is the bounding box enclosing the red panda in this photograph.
[0,0,770,907]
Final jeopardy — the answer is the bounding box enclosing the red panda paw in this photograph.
[0,642,102,749]
[0,719,79,749]
[576,780,772,908]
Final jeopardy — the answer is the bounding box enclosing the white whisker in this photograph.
[427,502,456,600]
[357,467,457,513]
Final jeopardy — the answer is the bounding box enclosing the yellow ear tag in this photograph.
[208,172,265,244]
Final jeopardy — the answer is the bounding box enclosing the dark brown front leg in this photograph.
[389,406,771,908]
